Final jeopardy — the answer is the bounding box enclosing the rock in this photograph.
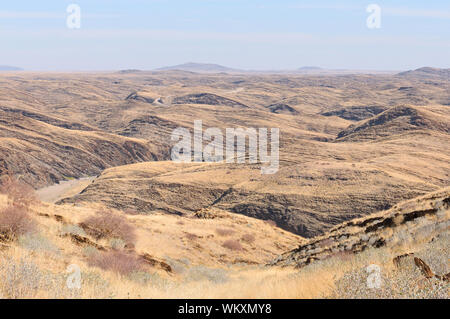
[125,92,155,103]
[172,93,248,108]
[266,103,299,115]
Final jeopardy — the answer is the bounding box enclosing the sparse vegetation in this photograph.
[87,250,143,276]
[0,206,35,241]
[80,210,136,247]
[264,220,277,227]
[222,239,243,251]
[0,192,447,299]
[0,175,37,208]
[185,265,229,284]
[215,228,235,236]
[123,208,139,215]
[18,233,59,254]
[60,224,87,237]
[241,233,255,244]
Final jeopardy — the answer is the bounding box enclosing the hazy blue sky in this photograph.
[1,0,449,71]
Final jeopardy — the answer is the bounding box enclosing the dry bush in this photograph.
[332,250,354,262]
[123,208,139,215]
[87,250,143,276]
[0,206,35,241]
[319,238,334,248]
[222,239,243,251]
[60,224,86,237]
[241,233,255,244]
[215,228,235,236]
[80,210,136,247]
[18,233,59,254]
[110,238,126,250]
[185,232,198,240]
[0,256,43,298]
[264,220,277,227]
[0,175,37,207]
[185,265,229,284]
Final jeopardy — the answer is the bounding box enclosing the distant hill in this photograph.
[156,62,241,73]
[336,105,450,141]
[0,65,23,71]
[398,67,450,78]
[298,66,322,71]
[321,105,387,121]
[117,69,142,74]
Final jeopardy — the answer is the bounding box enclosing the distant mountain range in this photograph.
[155,63,326,74]
[154,63,398,74]
[155,62,240,73]
[0,65,23,71]
[298,66,323,71]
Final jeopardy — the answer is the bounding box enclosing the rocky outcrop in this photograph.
[125,92,155,104]
[336,105,450,141]
[172,93,248,108]
[321,105,386,121]
[266,103,299,115]
[271,189,449,268]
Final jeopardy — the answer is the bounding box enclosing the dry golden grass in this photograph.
[0,191,447,299]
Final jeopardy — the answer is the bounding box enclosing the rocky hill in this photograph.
[172,93,248,108]
[321,105,386,121]
[272,188,449,269]
[398,67,450,79]
[0,107,163,188]
[336,105,450,141]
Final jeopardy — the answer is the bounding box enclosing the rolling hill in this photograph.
[0,70,449,237]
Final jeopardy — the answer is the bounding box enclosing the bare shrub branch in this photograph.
[0,206,35,241]
[80,210,136,247]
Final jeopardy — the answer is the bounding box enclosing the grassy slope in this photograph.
[0,189,448,299]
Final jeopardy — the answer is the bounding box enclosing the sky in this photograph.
[0,0,449,71]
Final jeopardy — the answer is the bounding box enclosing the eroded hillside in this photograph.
[0,70,449,237]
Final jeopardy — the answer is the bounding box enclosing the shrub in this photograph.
[241,233,255,244]
[87,250,143,276]
[0,257,43,298]
[60,224,87,237]
[0,206,35,241]
[129,271,168,287]
[18,233,59,254]
[123,208,139,215]
[0,175,37,207]
[185,265,229,284]
[110,238,126,250]
[222,239,243,251]
[264,220,277,227]
[185,232,198,240]
[318,238,334,248]
[215,228,235,237]
[164,257,189,274]
[80,210,136,246]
